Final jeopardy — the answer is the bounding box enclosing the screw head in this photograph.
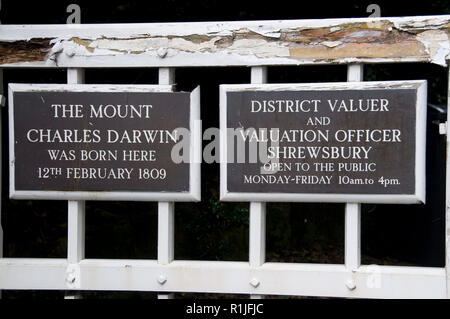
[66,273,76,284]
[345,279,356,291]
[157,47,168,58]
[157,275,167,285]
[250,278,260,288]
[64,47,76,57]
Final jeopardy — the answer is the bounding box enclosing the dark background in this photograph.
[0,0,449,299]
[1,0,449,23]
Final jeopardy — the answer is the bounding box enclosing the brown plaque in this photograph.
[9,84,201,201]
[220,81,426,204]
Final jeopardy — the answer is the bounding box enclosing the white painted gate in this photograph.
[0,15,449,299]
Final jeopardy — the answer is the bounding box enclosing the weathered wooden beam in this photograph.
[0,15,449,68]
[0,39,51,65]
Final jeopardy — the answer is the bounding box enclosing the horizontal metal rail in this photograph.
[0,258,445,298]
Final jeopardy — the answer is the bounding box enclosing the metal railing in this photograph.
[0,15,449,298]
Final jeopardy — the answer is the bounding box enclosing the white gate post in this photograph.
[249,202,266,267]
[0,69,3,299]
[344,64,363,291]
[157,68,175,299]
[65,68,86,299]
[249,66,267,299]
[446,67,450,299]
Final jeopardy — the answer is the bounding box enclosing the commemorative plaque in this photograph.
[9,84,200,201]
[220,81,427,203]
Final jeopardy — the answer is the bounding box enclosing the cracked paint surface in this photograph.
[0,16,449,67]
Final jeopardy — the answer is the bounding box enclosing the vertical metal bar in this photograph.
[249,202,266,266]
[67,200,85,263]
[158,68,175,299]
[251,66,267,85]
[158,201,174,264]
[0,69,3,299]
[446,67,450,299]
[65,68,85,299]
[67,68,85,85]
[345,64,363,290]
[345,203,361,270]
[158,68,175,87]
[347,64,364,82]
[249,66,267,299]
[0,69,3,257]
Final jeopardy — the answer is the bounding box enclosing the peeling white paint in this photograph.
[1,15,450,67]
[227,38,290,58]
[88,36,224,54]
[394,17,450,31]
[82,33,291,59]
[322,41,342,48]
[416,30,450,66]
[330,26,341,32]
[345,30,385,39]
[366,21,389,29]
[247,27,282,39]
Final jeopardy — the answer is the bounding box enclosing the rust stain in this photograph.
[0,39,52,64]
